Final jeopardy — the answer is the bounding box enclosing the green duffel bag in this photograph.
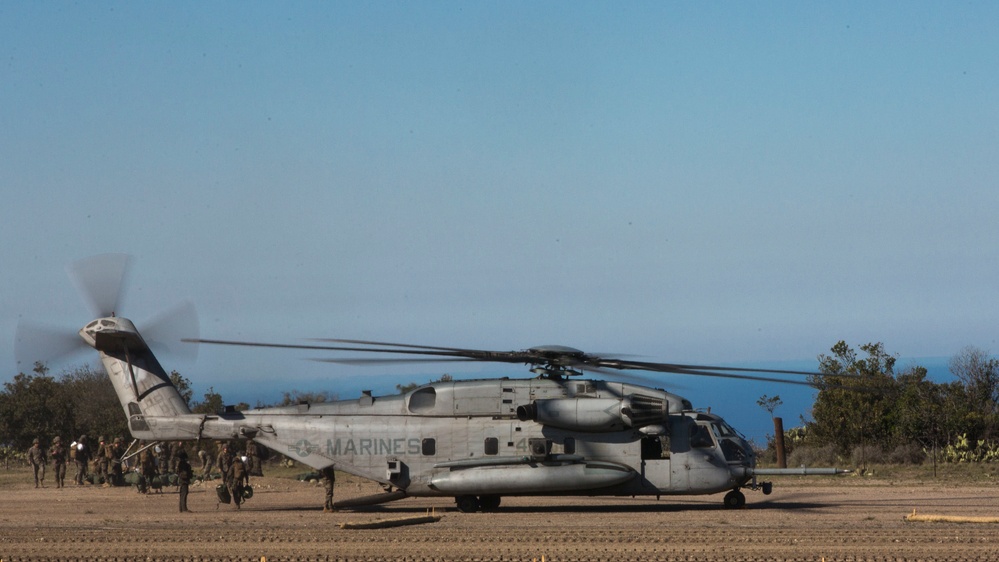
[216,483,231,504]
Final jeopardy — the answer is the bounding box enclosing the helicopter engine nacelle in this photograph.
[517,396,667,432]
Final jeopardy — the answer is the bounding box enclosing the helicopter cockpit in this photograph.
[687,412,755,466]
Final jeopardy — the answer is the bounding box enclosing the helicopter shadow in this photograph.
[289,497,834,515]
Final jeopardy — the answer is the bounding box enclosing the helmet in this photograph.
[99,436,106,443]
[32,438,39,445]
[53,436,61,443]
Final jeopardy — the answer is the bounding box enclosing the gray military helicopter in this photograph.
[19,254,848,511]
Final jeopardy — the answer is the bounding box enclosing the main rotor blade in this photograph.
[189,338,484,356]
[314,338,548,364]
[191,336,841,387]
[311,357,480,366]
[314,338,491,354]
[67,253,131,318]
[190,338,541,363]
[591,358,833,378]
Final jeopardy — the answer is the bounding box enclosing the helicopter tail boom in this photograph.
[80,316,196,440]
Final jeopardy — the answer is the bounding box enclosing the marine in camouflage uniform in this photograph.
[197,448,215,481]
[107,438,124,486]
[73,435,90,486]
[137,441,158,494]
[216,443,233,486]
[94,436,109,485]
[226,455,249,510]
[246,441,263,477]
[177,450,193,512]
[28,438,46,488]
[169,441,185,474]
[49,436,67,488]
[320,466,336,512]
[155,441,171,478]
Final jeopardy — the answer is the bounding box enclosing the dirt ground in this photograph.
[2,470,998,562]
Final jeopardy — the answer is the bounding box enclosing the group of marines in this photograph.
[27,434,126,488]
[27,438,340,513]
[27,436,266,512]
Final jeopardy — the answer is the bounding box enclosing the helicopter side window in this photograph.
[484,437,499,455]
[641,436,662,459]
[564,437,575,455]
[422,438,436,456]
[640,435,671,459]
[690,424,715,449]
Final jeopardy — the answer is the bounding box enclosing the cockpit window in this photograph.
[711,422,739,440]
[690,424,715,448]
[710,421,750,462]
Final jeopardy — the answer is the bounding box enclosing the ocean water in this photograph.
[219,356,958,445]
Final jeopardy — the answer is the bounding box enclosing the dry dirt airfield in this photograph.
[2,469,998,562]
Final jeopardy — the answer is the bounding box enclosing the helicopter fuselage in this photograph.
[218,378,756,499]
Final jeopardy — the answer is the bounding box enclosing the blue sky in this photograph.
[2,3,997,441]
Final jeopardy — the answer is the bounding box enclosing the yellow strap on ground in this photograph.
[904,509,999,523]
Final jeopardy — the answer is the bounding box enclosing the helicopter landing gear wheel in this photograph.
[478,494,501,511]
[455,495,480,513]
[723,489,746,509]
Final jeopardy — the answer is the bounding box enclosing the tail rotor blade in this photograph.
[143,300,200,366]
[14,319,88,372]
[67,253,131,318]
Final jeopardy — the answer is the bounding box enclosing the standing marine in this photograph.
[226,455,249,510]
[28,438,47,488]
[216,443,233,486]
[169,441,185,474]
[49,436,67,488]
[106,437,124,486]
[73,435,90,485]
[177,450,193,512]
[94,436,109,485]
[320,466,336,512]
[137,440,158,493]
[155,441,171,476]
[246,441,264,476]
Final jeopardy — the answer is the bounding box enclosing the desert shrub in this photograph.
[850,444,886,466]
[887,443,926,465]
[787,444,839,467]
[750,440,772,463]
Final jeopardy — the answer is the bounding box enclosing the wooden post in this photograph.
[774,416,787,468]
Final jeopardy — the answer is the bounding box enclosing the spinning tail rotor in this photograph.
[14,253,199,372]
